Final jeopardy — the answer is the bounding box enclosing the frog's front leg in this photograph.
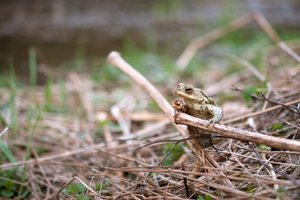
[172,98,187,124]
[207,105,223,125]
[193,104,223,125]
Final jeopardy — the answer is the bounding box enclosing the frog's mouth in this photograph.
[175,90,198,101]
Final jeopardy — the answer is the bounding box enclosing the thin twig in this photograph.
[176,11,300,69]
[232,87,300,114]
[0,127,9,138]
[119,119,170,141]
[223,98,300,124]
[0,143,105,169]
[1,141,142,169]
[46,160,298,187]
[175,112,300,152]
[105,179,140,200]
[228,140,252,176]
[182,163,190,198]
[111,95,134,146]
[176,12,254,69]
[56,176,98,199]
[231,56,266,82]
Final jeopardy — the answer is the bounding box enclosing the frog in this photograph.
[173,83,223,148]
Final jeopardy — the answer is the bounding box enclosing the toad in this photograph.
[173,83,223,148]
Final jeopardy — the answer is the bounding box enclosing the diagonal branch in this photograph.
[175,112,300,152]
[176,11,300,69]
[223,98,300,124]
[107,51,234,187]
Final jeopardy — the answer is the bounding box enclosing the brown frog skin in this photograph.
[174,83,223,148]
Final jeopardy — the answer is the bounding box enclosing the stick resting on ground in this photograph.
[175,112,300,152]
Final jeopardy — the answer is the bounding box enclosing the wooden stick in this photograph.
[0,127,9,138]
[107,51,234,187]
[223,98,300,124]
[176,13,253,69]
[175,112,300,152]
[56,176,98,199]
[176,11,300,69]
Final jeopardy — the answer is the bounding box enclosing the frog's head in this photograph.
[175,83,210,104]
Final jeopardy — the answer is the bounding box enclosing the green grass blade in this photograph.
[0,141,17,163]
[44,78,52,112]
[29,47,37,86]
[9,95,18,131]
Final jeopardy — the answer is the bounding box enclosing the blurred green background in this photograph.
[0,0,299,85]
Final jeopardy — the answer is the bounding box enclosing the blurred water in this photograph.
[0,0,299,76]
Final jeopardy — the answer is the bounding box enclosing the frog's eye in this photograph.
[177,83,184,89]
[185,88,193,94]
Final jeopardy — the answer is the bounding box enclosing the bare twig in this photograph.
[204,71,251,96]
[119,119,170,141]
[69,73,94,144]
[232,56,266,82]
[181,163,190,198]
[56,176,98,199]
[175,112,300,152]
[176,11,300,69]
[228,140,251,176]
[233,87,300,114]
[0,127,9,138]
[250,144,279,191]
[111,95,134,146]
[223,98,300,124]
[176,12,254,69]
[95,111,167,122]
[105,179,140,200]
[230,56,276,111]
[278,42,300,62]
[2,134,174,170]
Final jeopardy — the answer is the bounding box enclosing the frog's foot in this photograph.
[173,110,180,124]
[207,119,215,127]
[207,107,223,127]
[172,99,186,124]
